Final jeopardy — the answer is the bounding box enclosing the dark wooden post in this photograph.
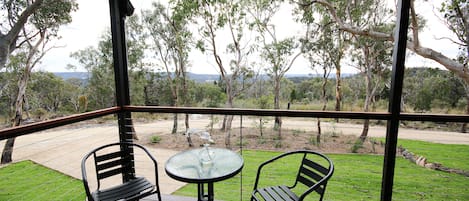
[109,0,135,182]
[381,0,410,200]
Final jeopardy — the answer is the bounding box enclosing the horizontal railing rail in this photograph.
[0,107,120,140]
[2,105,469,141]
[124,106,392,119]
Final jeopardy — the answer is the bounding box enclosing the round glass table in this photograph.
[165,147,244,201]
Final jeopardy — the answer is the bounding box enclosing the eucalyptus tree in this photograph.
[440,0,468,131]
[28,72,68,113]
[299,4,347,144]
[301,0,469,124]
[70,37,115,110]
[1,0,77,164]
[299,0,393,140]
[354,35,393,141]
[247,0,301,134]
[126,15,152,106]
[177,0,255,146]
[71,23,149,140]
[63,77,86,113]
[141,2,192,134]
[71,20,149,109]
[345,0,393,141]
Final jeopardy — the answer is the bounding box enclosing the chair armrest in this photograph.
[81,150,95,201]
[130,143,159,185]
[252,151,303,190]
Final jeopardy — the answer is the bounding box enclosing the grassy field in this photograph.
[396,138,469,171]
[0,160,85,201]
[174,149,469,201]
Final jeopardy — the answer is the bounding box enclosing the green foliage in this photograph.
[150,135,162,144]
[28,72,77,113]
[439,0,468,65]
[194,82,226,107]
[257,95,273,109]
[309,135,318,145]
[274,140,282,148]
[403,68,465,112]
[351,139,364,153]
[31,0,78,32]
[236,139,248,147]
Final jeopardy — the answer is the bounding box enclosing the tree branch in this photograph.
[5,0,44,42]
[302,0,468,84]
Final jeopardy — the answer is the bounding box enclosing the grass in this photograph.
[0,160,84,201]
[396,139,469,171]
[174,147,469,200]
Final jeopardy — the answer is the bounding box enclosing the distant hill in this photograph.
[52,72,354,83]
[53,72,89,80]
[187,73,220,82]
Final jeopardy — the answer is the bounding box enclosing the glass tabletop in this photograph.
[165,147,244,183]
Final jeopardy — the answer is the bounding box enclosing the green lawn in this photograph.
[396,138,469,171]
[174,149,469,201]
[0,160,85,201]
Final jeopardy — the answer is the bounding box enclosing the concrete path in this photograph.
[1,123,186,195]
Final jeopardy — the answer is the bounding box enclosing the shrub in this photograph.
[150,135,161,144]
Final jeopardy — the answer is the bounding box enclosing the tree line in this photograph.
[1,67,465,124]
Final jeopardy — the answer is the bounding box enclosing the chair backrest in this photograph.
[294,151,334,200]
[83,143,137,190]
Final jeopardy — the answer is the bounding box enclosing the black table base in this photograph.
[197,182,214,201]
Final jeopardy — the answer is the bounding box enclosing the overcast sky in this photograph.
[37,0,459,75]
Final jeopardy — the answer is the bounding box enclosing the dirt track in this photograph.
[134,116,469,145]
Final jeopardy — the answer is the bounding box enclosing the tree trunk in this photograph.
[360,45,372,142]
[129,119,139,140]
[259,118,263,136]
[222,95,234,146]
[1,64,30,164]
[318,65,329,145]
[461,90,469,133]
[172,113,178,134]
[317,118,321,145]
[360,119,370,141]
[221,116,227,131]
[1,105,21,164]
[1,138,15,164]
[274,77,282,130]
[1,29,46,164]
[224,115,234,147]
[335,65,342,122]
[185,114,189,130]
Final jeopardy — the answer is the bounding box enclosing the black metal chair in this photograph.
[251,150,334,201]
[81,142,161,201]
